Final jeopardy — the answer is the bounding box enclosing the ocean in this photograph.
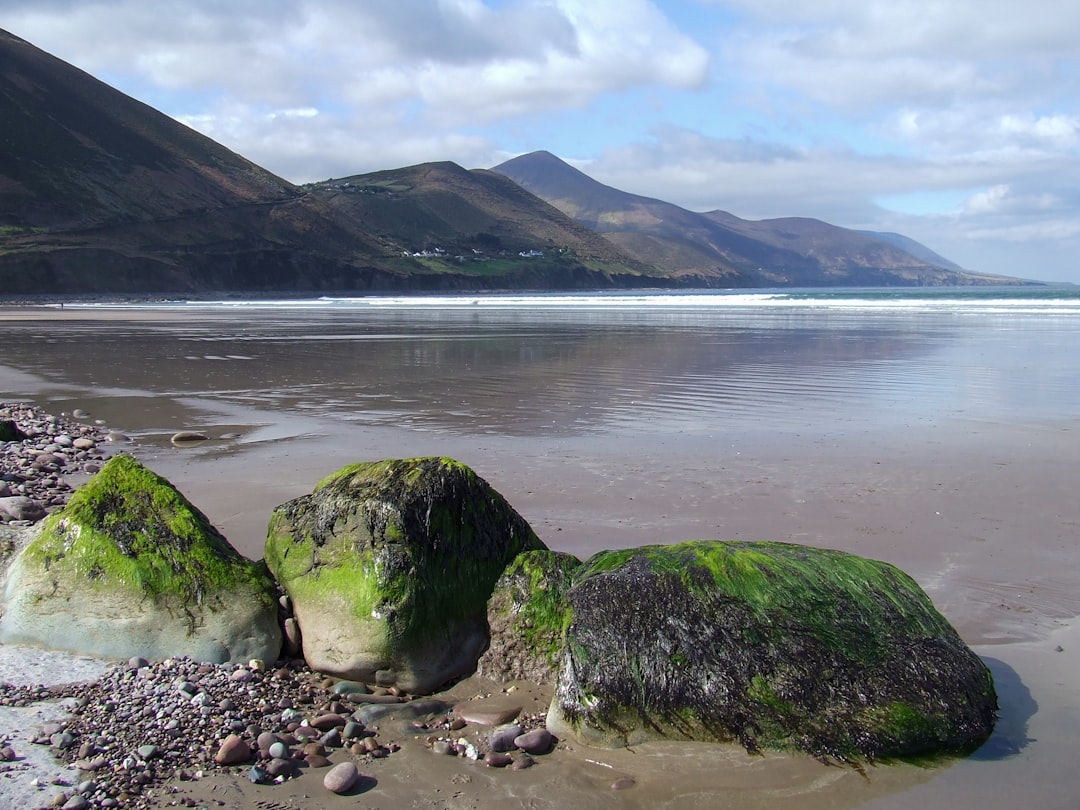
[12,285,1077,440]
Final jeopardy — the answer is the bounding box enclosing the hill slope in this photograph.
[0,30,653,295]
[492,151,1016,287]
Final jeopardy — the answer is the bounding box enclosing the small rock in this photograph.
[514,728,554,755]
[323,761,359,794]
[310,713,346,731]
[489,723,524,753]
[268,741,289,760]
[213,734,251,765]
[170,431,210,445]
[611,777,636,790]
[511,755,535,771]
[265,757,294,778]
[484,751,513,767]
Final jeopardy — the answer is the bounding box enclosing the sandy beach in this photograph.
[1,301,1078,808]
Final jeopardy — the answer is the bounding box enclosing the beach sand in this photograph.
[1,306,1078,808]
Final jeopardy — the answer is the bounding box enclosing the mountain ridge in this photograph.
[491,151,1015,287]
[0,30,1032,295]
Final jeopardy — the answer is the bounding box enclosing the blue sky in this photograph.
[4,0,1079,282]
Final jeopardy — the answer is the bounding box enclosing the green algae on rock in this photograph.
[0,454,281,663]
[265,457,546,694]
[546,540,997,760]
[476,549,581,685]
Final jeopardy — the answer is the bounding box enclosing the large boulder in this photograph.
[0,454,281,663]
[265,457,546,693]
[547,540,997,760]
[476,549,580,685]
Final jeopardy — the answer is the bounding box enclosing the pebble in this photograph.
[514,728,554,755]
[0,402,114,523]
[489,723,524,753]
[323,761,359,794]
[214,734,251,765]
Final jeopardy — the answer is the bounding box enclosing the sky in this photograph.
[3,1,1078,282]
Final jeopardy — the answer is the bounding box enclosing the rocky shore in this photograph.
[0,402,119,525]
[0,402,554,809]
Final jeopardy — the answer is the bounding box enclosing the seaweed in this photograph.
[554,540,997,760]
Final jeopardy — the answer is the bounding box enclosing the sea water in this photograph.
[16,285,1077,441]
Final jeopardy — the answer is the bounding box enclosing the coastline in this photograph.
[0,303,1078,808]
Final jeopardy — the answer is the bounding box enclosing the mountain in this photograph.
[492,151,1017,287]
[0,30,654,296]
[0,29,1027,295]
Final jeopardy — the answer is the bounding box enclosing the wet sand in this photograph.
[2,305,1078,808]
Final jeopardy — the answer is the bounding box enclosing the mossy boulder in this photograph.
[0,454,282,663]
[264,457,546,693]
[547,540,997,760]
[476,549,581,685]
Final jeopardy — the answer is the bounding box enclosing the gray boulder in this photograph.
[265,457,546,693]
[546,540,997,760]
[0,454,281,663]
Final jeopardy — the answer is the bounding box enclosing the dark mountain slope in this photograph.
[0,29,295,231]
[0,30,652,295]
[493,151,1017,287]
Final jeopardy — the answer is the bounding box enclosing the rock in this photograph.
[265,457,546,693]
[332,680,369,696]
[511,754,535,770]
[214,734,250,765]
[451,700,521,727]
[310,713,346,730]
[0,495,46,522]
[170,431,209,445]
[267,741,289,760]
[476,549,581,685]
[514,728,553,755]
[62,795,90,810]
[354,698,451,726]
[323,760,359,794]
[283,617,302,657]
[0,454,282,663]
[0,419,27,442]
[489,723,524,753]
[546,540,998,759]
[611,777,636,790]
[484,751,513,767]
[265,757,294,778]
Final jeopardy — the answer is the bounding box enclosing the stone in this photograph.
[283,617,302,657]
[170,431,209,445]
[265,757,294,778]
[265,457,546,693]
[476,549,581,685]
[451,700,521,727]
[0,455,282,663]
[213,734,250,765]
[267,741,289,760]
[0,496,46,522]
[323,760,359,794]
[309,713,346,731]
[489,723,524,753]
[513,728,553,755]
[546,540,998,759]
[484,751,513,767]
